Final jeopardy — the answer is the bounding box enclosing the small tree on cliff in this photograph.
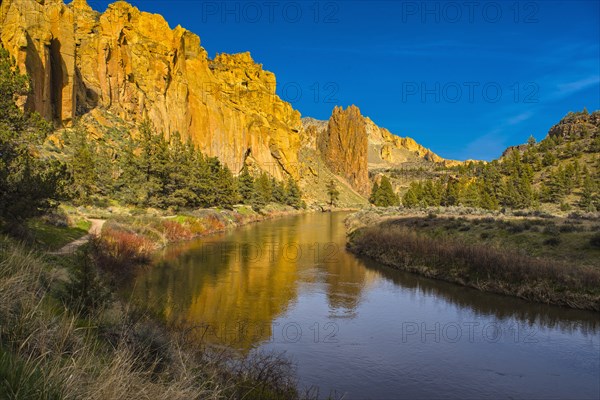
[326,179,340,207]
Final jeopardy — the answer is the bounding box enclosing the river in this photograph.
[130,212,600,399]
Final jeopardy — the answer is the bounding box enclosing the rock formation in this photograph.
[548,110,600,140]
[316,105,370,196]
[303,105,462,195]
[0,0,301,179]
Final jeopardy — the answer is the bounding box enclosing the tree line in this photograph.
[65,120,304,211]
[369,124,600,211]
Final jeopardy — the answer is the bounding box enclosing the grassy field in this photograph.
[347,209,600,311]
[26,218,91,251]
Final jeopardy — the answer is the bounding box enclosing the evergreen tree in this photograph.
[237,166,255,204]
[373,176,399,207]
[369,181,380,205]
[402,182,420,208]
[249,172,270,210]
[542,150,556,167]
[114,130,145,205]
[271,177,286,204]
[285,177,302,209]
[326,179,340,207]
[68,125,96,203]
[478,181,499,210]
[165,133,199,208]
[0,46,68,225]
[579,176,596,211]
[459,181,480,207]
[215,165,237,209]
[442,177,459,206]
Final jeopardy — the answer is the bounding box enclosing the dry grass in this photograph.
[0,237,306,399]
[348,224,600,311]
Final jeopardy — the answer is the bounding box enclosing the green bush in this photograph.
[60,247,111,317]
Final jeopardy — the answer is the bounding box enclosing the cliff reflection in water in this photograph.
[130,212,599,353]
[130,212,374,350]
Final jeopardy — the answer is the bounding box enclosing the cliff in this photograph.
[303,105,462,195]
[547,110,600,140]
[316,105,370,196]
[0,0,301,178]
[364,116,461,167]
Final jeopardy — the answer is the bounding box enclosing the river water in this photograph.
[130,212,600,399]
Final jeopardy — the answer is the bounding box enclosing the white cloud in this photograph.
[555,75,600,97]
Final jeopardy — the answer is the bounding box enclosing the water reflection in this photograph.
[131,212,599,353]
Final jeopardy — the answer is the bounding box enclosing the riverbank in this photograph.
[0,236,310,399]
[345,208,600,311]
[0,204,327,399]
[33,203,312,261]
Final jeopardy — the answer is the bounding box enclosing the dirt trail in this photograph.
[49,219,105,255]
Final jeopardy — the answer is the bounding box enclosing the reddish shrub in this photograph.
[162,220,194,242]
[91,228,154,276]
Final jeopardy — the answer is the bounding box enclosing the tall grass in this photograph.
[0,237,306,399]
[348,225,600,310]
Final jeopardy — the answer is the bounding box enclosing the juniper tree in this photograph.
[326,179,340,207]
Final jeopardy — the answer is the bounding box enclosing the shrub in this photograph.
[543,237,561,246]
[559,224,581,233]
[90,228,153,277]
[590,233,600,248]
[162,220,194,242]
[480,232,493,240]
[507,222,526,234]
[543,225,560,235]
[560,202,572,211]
[60,247,111,317]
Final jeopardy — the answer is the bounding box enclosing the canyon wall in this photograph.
[0,0,301,178]
[1,0,464,197]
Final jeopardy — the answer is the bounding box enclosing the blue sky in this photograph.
[84,0,599,161]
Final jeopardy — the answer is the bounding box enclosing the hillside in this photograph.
[383,109,600,213]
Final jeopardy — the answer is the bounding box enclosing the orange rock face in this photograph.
[0,0,301,178]
[317,105,370,196]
